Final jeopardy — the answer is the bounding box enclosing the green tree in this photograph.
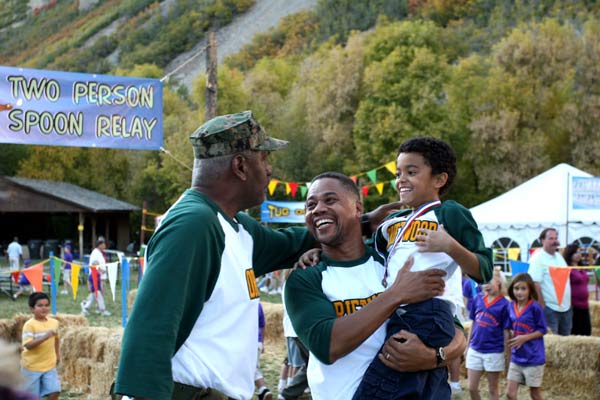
[353,20,451,167]
[450,19,579,198]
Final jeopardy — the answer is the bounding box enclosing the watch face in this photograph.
[438,347,446,360]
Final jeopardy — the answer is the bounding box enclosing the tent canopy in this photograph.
[470,163,600,257]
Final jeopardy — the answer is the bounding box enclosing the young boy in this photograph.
[353,137,493,400]
[21,292,61,400]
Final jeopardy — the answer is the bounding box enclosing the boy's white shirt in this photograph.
[378,213,464,316]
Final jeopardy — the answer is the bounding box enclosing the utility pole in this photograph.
[205,30,218,120]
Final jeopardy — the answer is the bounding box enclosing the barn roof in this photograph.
[1,176,139,212]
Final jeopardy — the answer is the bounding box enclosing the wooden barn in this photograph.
[0,176,139,259]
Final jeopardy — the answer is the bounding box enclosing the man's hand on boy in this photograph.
[294,248,322,269]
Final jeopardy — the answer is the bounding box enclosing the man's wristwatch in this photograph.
[435,347,446,367]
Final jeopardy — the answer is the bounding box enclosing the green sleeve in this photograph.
[284,265,336,364]
[437,201,493,283]
[238,213,316,276]
[115,205,224,399]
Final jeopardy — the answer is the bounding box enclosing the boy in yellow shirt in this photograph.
[21,292,61,400]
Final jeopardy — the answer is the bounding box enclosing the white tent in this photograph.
[470,163,600,259]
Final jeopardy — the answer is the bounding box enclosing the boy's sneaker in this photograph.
[80,301,89,315]
[449,381,462,394]
[101,310,112,316]
[257,387,272,400]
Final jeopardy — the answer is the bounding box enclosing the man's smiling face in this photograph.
[305,177,361,248]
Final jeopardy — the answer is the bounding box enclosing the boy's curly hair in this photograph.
[397,137,457,195]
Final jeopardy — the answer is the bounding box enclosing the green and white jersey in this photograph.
[285,247,387,400]
[115,189,314,400]
[375,200,493,314]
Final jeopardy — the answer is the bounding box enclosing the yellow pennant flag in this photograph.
[71,264,81,300]
[507,248,520,261]
[375,183,384,195]
[285,182,291,194]
[385,161,396,175]
[268,179,278,195]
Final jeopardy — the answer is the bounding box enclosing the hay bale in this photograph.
[8,313,88,344]
[60,325,123,398]
[0,319,15,342]
[262,302,284,346]
[128,289,137,310]
[543,335,600,398]
[589,300,599,336]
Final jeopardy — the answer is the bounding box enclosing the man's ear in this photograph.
[231,154,248,181]
[434,172,448,190]
[356,199,364,218]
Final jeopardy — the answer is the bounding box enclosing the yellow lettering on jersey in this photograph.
[331,293,380,317]
[246,269,260,299]
[386,220,439,248]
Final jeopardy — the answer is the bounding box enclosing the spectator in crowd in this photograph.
[12,260,33,301]
[564,243,591,336]
[466,267,509,400]
[21,292,61,400]
[529,228,571,335]
[7,237,23,269]
[61,245,73,296]
[81,237,110,316]
[255,303,273,400]
[504,273,547,400]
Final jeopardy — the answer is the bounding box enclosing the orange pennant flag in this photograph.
[140,257,145,278]
[549,266,571,306]
[350,176,357,184]
[22,263,44,292]
[11,271,20,284]
[268,179,279,196]
[91,267,100,299]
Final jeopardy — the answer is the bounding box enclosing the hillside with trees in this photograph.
[2,0,600,226]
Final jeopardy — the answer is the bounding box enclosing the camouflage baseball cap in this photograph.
[189,110,289,158]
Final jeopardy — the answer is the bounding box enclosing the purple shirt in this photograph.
[570,269,589,309]
[504,300,547,366]
[469,294,509,353]
[258,303,265,343]
[64,252,73,270]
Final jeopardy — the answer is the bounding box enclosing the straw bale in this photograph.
[128,289,138,310]
[0,319,15,342]
[59,325,123,398]
[591,300,599,334]
[543,334,600,397]
[6,313,88,343]
[262,302,284,346]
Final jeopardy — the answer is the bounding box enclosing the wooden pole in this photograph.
[140,200,147,246]
[205,30,218,120]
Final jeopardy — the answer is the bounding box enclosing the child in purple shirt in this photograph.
[504,273,547,400]
[466,268,509,400]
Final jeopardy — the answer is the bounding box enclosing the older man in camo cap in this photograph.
[115,111,316,400]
